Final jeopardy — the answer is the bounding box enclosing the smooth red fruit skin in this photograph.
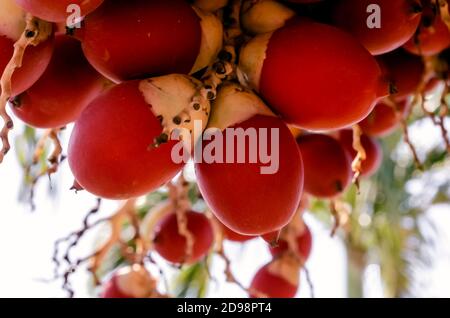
[404,15,450,56]
[359,101,410,137]
[338,130,383,178]
[332,0,421,55]
[80,0,201,83]
[259,19,385,131]
[68,81,183,200]
[153,211,214,264]
[16,0,104,22]
[377,50,424,101]
[297,228,312,263]
[250,264,298,298]
[0,34,54,97]
[270,225,312,263]
[297,134,352,198]
[269,239,289,255]
[11,35,104,128]
[221,222,255,243]
[15,0,104,22]
[195,115,304,236]
[101,276,132,299]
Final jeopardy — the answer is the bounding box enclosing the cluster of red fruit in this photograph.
[1,0,449,298]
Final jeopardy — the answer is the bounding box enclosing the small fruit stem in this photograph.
[208,211,255,294]
[28,128,63,211]
[416,55,450,155]
[303,266,315,298]
[351,124,367,190]
[51,198,102,297]
[388,97,424,170]
[419,79,450,154]
[330,199,350,237]
[216,243,250,293]
[438,88,450,153]
[168,174,195,263]
[51,198,141,297]
[88,199,137,285]
[0,15,52,164]
[400,114,424,170]
[70,179,84,192]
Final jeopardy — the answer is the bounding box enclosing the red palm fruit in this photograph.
[250,260,299,298]
[404,9,450,56]
[260,194,309,244]
[68,77,199,199]
[338,129,383,178]
[15,0,104,22]
[332,0,422,55]
[269,240,289,256]
[195,84,303,236]
[79,0,222,83]
[153,211,214,264]
[359,101,410,137]
[297,134,352,198]
[270,224,313,263]
[196,114,303,236]
[261,230,281,245]
[11,35,104,128]
[239,19,387,131]
[221,222,256,243]
[101,265,156,298]
[0,0,54,96]
[377,49,425,100]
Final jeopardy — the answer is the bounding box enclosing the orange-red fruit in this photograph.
[0,34,54,97]
[80,0,201,83]
[404,13,450,56]
[15,0,104,22]
[260,195,309,244]
[221,222,255,243]
[153,211,214,264]
[377,50,425,101]
[101,266,154,298]
[270,225,313,263]
[259,19,386,131]
[338,130,383,178]
[250,264,298,298]
[11,35,104,128]
[68,81,183,199]
[332,0,422,55]
[297,134,352,198]
[359,101,410,137]
[195,115,304,236]
[261,230,281,245]
[102,275,134,298]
